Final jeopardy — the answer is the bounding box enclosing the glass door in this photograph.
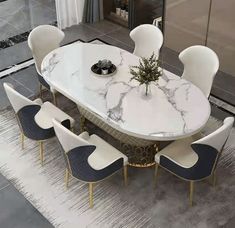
[206,0,235,105]
[162,0,235,106]
[0,0,56,72]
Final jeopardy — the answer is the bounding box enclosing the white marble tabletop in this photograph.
[41,43,211,141]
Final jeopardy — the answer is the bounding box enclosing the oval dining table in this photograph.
[41,42,211,167]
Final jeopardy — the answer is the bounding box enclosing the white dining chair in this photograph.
[28,25,65,104]
[130,24,163,59]
[3,83,74,165]
[53,119,128,208]
[179,45,219,98]
[155,117,234,206]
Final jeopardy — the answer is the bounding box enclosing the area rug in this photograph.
[0,98,235,228]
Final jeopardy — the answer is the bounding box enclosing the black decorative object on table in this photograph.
[91,59,117,76]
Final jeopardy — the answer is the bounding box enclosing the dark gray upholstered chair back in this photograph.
[160,117,234,181]
[53,119,124,183]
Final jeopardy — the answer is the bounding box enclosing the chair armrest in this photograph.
[33,98,43,106]
[79,131,90,140]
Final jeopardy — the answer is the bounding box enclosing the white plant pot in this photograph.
[125,12,128,20]
[102,69,109,75]
[116,8,121,16]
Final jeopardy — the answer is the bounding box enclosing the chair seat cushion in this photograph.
[34,101,75,129]
[155,137,199,168]
[84,134,128,170]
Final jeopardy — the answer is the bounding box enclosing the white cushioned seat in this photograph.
[155,137,198,168]
[82,133,128,170]
[52,121,128,170]
[155,117,234,206]
[35,101,75,129]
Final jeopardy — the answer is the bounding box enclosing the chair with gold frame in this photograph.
[28,25,65,105]
[154,117,234,206]
[3,83,75,165]
[52,119,128,208]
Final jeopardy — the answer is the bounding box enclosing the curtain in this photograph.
[83,0,104,23]
[55,0,85,29]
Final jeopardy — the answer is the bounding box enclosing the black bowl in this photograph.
[91,63,117,76]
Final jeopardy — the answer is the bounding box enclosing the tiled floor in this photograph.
[0,19,234,228]
[0,176,53,228]
[0,0,56,41]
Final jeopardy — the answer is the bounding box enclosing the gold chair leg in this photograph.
[154,164,159,186]
[212,171,216,187]
[21,133,24,150]
[39,141,44,166]
[39,84,43,98]
[123,165,128,186]
[189,181,194,206]
[52,92,57,106]
[65,169,70,189]
[89,183,94,208]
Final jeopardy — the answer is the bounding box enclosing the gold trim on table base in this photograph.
[120,142,158,168]
[128,162,156,168]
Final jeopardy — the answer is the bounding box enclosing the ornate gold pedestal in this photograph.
[120,142,158,168]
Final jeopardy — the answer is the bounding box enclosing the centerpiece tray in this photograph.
[91,63,117,77]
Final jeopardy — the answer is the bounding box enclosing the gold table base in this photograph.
[120,142,158,168]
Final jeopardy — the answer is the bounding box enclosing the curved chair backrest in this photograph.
[53,119,89,153]
[192,117,234,152]
[3,83,35,113]
[130,24,163,59]
[53,120,123,183]
[179,45,219,98]
[28,25,65,75]
[159,117,234,181]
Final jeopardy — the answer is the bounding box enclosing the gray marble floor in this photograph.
[0,0,56,41]
[0,19,235,228]
[0,173,53,228]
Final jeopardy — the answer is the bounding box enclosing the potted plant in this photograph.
[97,59,113,75]
[130,53,162,97]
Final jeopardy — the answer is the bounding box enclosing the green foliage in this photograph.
[130,53,162,86]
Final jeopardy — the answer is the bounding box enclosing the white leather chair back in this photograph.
[53,119,89,153]
[3,83,36,113]
[28,25,65,75]
[179,45,219,98]
[193,117,234,152]
[130,24,163,59]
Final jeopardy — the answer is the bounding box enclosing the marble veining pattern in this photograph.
[42,43,211,141]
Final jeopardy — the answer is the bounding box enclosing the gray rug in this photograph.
[0,92,235,228]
